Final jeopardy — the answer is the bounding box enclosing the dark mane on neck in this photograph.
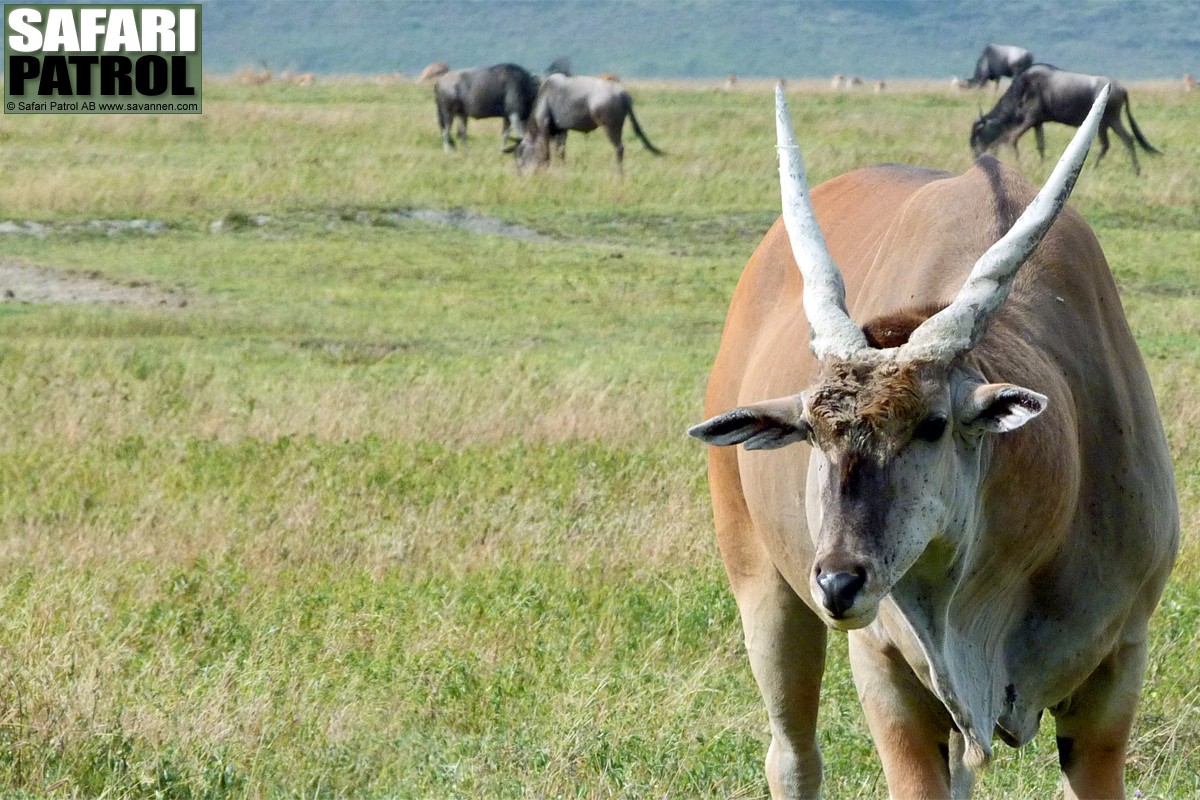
[986,71,1031,123]
[860,304,948,349]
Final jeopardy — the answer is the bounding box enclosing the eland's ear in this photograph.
[688,396,811,450]
[961,383,1047,434]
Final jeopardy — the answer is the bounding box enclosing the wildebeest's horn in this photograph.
[901,84,1111,363]
[775,86,867,360]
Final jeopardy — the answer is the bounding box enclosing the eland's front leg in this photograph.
[733,568,828,799]
[1054,640,1147,800]
[850,634,957,799]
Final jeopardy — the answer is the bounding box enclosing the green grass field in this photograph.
[0,78,1196,798]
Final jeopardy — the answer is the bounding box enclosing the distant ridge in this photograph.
[203,0,1196,81]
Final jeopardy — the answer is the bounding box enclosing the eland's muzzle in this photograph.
[816,568,866,617]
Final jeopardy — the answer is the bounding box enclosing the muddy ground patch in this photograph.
[0,261,189,307]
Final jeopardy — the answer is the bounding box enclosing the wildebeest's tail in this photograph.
[625,98,663,156]
[1124,100,1161,154]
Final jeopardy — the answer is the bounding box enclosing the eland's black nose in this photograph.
[816,569,866,617]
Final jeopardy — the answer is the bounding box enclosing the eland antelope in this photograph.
[689,87,1177,799]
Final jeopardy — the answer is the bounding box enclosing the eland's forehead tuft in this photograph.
[807,359,930,455]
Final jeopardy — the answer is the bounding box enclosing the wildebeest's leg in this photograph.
[1106,117,1141,175]
[455,115,468,146]
[1034,124,1046,161]
[605,121,625,174]
[506,112,527,145]
[1053,639,1147,800]
[850,634,956,799]
[1093,126,1111,169]
[553,132,567,162]
[437,102,455,151]
[1004,117,1041,162]
[500,118,511,151]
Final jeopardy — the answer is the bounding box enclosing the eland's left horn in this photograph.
[775,87,867,360]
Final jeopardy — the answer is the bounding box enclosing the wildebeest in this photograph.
[971,64,1160,174]
[966,43,1033,89]
[433,63,539,151]
[512,73,662,174]
[689,88,1177,798]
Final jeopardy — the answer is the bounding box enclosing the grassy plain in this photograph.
[0,78,1196,798]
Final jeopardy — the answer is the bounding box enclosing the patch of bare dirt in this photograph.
[384,209,553,243]
[0,219,167,237]
[0,261,188,307]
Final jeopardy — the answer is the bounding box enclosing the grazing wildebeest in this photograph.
[971,64,1160,174]
[966,43,1033,89]
[433,63,539,151]
[512,73,662,174]
[689,87,1177,798]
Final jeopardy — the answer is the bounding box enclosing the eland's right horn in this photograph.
[901,84,1111,363]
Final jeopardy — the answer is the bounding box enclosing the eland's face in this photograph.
[801,358,1010,629]
[802,358,957,628]
[691,354,1046,630]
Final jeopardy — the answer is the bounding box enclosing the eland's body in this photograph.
[433,63,539,151]
[690,89,1177,799]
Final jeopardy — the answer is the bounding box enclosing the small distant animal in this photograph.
[690,86,1176,800]
[831,74,845,90]
[966,43,1033,90]
[598,72,620,82]
[290,72,315,86]
[725,74,738,91]
[416,62,450,83]
[545,56,573,78]
[971,64,1160,174]
[850,76,864,87]
[873,80,886,93]
[513,73,662,174]
[951,76,970,89]
[434,63,539,151]
[237,65,271,85]
[1185,73,1197,92]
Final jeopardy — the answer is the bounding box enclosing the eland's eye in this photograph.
[913,415,948,442]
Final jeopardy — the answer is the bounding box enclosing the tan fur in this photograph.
[699,159,1177,798]
[416,62,450,82]
[807,358,925,460]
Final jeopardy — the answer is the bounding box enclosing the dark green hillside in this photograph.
[203,0,1197,80]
